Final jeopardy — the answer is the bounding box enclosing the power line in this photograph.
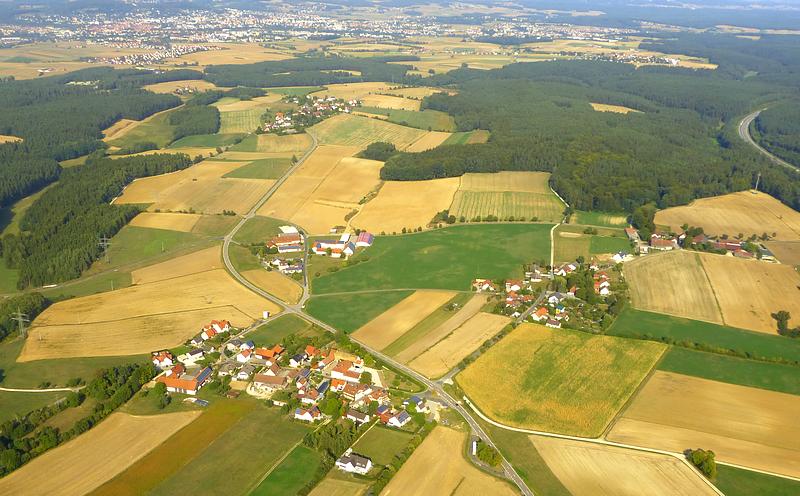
[99,236,112,263]
[12,307,29,339]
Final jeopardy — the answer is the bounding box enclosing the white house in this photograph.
[387,411,411,428]
[151,351,174,369]
[236,364,256,381]
[294,407,321,423]
[236,348,252,363]
[178,348,204,364]
[335,450,372,475]
[346,409,370,425]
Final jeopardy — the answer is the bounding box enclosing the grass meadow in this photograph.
[442,130,490,145]
[219,108,266,134]
[222,157,292,179]
[233,216,285,244]
[358,107,456,131]
[714,465,800,496]
[306,290,414,333]
[251,445,322,495]
[352,425,413,466]
[0,390,67,424]
[248,314,322,344]
[167,133,244,149]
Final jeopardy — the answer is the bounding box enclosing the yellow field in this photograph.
[654,191,800,241]
[21,269,279,360]
[531,436,717,496]
[101,119,138,141]
[309,114,427,150]
[352,178,460,233]
[0,134,22,144]
[0,411,199,496]
[242,269,303,304]
[395,294,488,363]
[458,325,666,436]
[118,146,217,160]
[143,80,219,94]
[163,43,292,67]
[128,212,202,232]
[608,371,800,478]
[381,426,516,496]
[405,131,452,152]
[383,86,455,99]
[310,82,394,101]
[214,94,283,111]
[131,245,222,285]
[0,41,149,79]
[625,251,723,324]
[255,133,314,153]
[458,171,553,193]
[408,312,510,378]
[309,477,367,496]
[361,94,420,110]
[765,240,800,266]
[351,291,456,350]
[700,253,800,333]
[590,102,641,114]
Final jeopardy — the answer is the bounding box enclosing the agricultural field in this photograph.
[404,131,453,152]
[105,108,178,150]
[351,290,456,350]
[242,268,303,304]
[571,210,629,228]
[231,133,313,153]
[654,191,800,240]
[351,177,460,233]
[163,42,293,67]
[458,324,666,436]
[554,224,631,262]
[309,114,427,149]
[143,79,219,94]
[408,312,511,378]
[308,476,367,496]
[357,107,455,131]
[381,426,517,496]
[232,215,285,244]
[0,41,150,79]
[312,224,552,293]
[624,251,723,324]
[352,425,413,466]
[607,371,800,478]
[530,436,716,496]
[448,172,565,223]
[765,240,800,266]
[128,212,202,232]
[247,314,319,344]
[589,102,641,114]
[442,129,491,146]
[306,290,414,333]
[714,465,800,496]
[130,245,222,285]
[308,82,394,101]
[222,157,293,179]
[218,106,267,134]
[0,390,67,424]
[251,445,322,496]
[167,133,244,149]
[0,411,199,496]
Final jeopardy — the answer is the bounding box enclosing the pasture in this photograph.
[352,425,413,466]
[106,108,177,150]
[251,446,322,496]
[607,371,800,478]
[351,290,456,350]
[242,268,303,304]
[589,102,641,114]
[654,191,800,241]
[357,107,455,131]
[312,224,552,293]
[309,114,427,149]
[306,290,414,333]
[381,427,517,496]
[351,177,460,233]
[458,324,666,436]
[624,251,723,324]
[0,412,199,496]
[408,312,510,378]
[530,436,716,496]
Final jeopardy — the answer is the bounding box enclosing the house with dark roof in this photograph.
[335,449,372,475]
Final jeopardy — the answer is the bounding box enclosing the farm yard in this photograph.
[458,324,666,437]
[607,371,800,478]
[0,411,200,496]
[530,436,717,496]
[309,114,427,149]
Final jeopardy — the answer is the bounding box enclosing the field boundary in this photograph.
[697,252,727,326]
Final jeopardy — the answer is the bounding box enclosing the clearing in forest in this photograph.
[654,191,800,241]
[128,212,202,233]
[607,371,800,478]
[589,102,641,114]
[0,411,200,496]
[309,114,427,150]
[143,80,219,94]
[381,427,517,496]
[0,134,22,143]
[404,131,453,152]
[531,436,717,496]
[458,324,665,437]
[442,129,490,146]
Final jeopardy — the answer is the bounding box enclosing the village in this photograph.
[260,95,360,134]
[625,226,778,262]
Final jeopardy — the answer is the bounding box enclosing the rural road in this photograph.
[738,109,798,172]
[0,386,84,393]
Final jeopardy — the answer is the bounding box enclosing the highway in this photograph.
[738,109,798,172]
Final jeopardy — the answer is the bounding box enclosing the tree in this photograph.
[476,441,502,467]
[360,371,373,384]
[687,448,717,479]
[772,310,791,334]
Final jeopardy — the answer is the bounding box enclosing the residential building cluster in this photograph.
[626,226,777,262]
[82,44,219,65]
[311,231,374,259]
[262,96,359,134]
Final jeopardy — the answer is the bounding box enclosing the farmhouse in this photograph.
[267,232,305,253]
[530,307,550,322]
[156,365,212,395]
[336,450,373,475]
[472,278,498,292]
[178,348,204,364]
[253,373,288,392]
[151,350,174,369]
[355,231,375,247]
[555,263,577,277]
[649,234,678,251]
[331,359,363,383]
[312,239,356,259]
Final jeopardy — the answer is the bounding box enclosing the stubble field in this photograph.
[242,269,304,304]
[128,212,203,232]
[309,114,427,149]
[130,245,222,285]
[143,80,219,94]
[404,131,453,152]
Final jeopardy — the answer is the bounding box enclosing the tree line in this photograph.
[754,101,800,167]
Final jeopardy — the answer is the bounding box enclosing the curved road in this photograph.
[738,110,798,172]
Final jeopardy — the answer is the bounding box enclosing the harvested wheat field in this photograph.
[655,191,800,241]
[166,43,292,66]
[531,436,716,496]
[625,251,723,324]
[765,240,800,266]
[590,102,641,114]
[361,94,420,110]
[102,119,137,140]
[214,94,282,111]
[381,427,516,496]
[255,133,314,153]
[0,411,199,496]
[0,134,22,144]
[121,146,217,160]
[128,212,202,232]
[409,312,510,378]
[309,477,367,496]
[143,79,218,94]
[395,294,488,363]
[131,245,222,285]
[405,131,452,152]
[352,178,460,233]
[608,371,800,478]
[458,325,665,436]
[383,86,455,99]
[242,269,303,304]
[310,82,393,101]
[352,290,456,350]
[310,114,427,150]
[700,253,800,334]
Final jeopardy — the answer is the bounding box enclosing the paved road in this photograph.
[738,110,798,172]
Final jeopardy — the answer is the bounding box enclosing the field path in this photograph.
[0,385,83,393]
[738,109,799,172]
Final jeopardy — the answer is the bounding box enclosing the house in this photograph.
[235,364,256,381]
[403,395,428,413]
[530,307,549,322]
[594,281,610,296]
[151,351,174,369]
[624,227,640,242]
[505,280,523,292]
[650,234,678,251]
[545,318,562,329]
[267,233,304,253]
[241,340,255,350]
[294,407,321,423]
[226,339,243,352]
[190,335,204,346]
[211,320,230,334]
[554,263,577,277]
[346,409,370,425]
[157,366,212,395]
[366,387,391,406]
[472,278,497,292]
[312,240,356,259]
[254,344,284,361]
[567,285,577,297]
[387,410,411,428]
[299,388,321,405]
[289,353,305,368]
[236,349,252,363]
[336,450,372,475]
[547,293,566,305]
[331,360,362,383]
[217,362,238,377]
[317,350,335,370]
[342,383,372,403]
[200,326,217,341]
[178,348,204,364]
[279,225,299,234]
[305,345,320,358]
[263,363,281,376]
[253,374,288,392]
[612,251,631,263]
[355,231,374,247]
[330,378,346,392]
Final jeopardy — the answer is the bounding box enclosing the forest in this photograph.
[753,102,800,167]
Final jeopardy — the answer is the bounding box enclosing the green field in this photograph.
[248,314,320,344]
[0,183,54,237]
[382,292,473,357]
[222,157,292,179]
[572,210,629,228]
[89,226,208,272]
[352,425,413,466]
[219,108,267,134]
[312,224,552,294]
[251,445,322,495]
[359,107,456,131]
[609,308,800,363]
[310,114,426,148]
[168,133,244,148]
[234,215,285,244]
[589,235,630,254]
[714,465,800,496]
[0,262,19,293]
[41,270,133,300]
[107,110,176,149]
[658,347,800,395]
[267,86,324,97]
[441,130,490,146]
[191,214,239,236]
[0,390,67,424]
[306,290,414,333]
[449,191,564,223]
[228,244,262,273]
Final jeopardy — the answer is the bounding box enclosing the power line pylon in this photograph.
[99,236,112,263]
[12,307,29,339]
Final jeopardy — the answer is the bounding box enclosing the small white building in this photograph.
[335,450,372,475]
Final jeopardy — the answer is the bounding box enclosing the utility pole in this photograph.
[12,307,29,339]
[754,172,761,192]
[99,236,112,263]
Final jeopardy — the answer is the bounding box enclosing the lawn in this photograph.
[714,465,800,496]
[358,107,455,131]
[168,133,244,148]
[609,308,800,363]
[251,445,322,495]
[234,215,286,244]
[0,390,67,424]
[458,324,666,436]
[352,425,413,466]
[222,157,292,179]
[312,224,552,294]
[248,314,320,344]
[306,290,414,333]
[658,347,800,396]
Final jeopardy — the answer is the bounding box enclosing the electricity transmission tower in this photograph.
[12,308,29,339]
[99,236,112,263]
[754,172,762,192]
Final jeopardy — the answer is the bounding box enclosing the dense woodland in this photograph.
[168,104,220,140]
[754,102,800,167]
